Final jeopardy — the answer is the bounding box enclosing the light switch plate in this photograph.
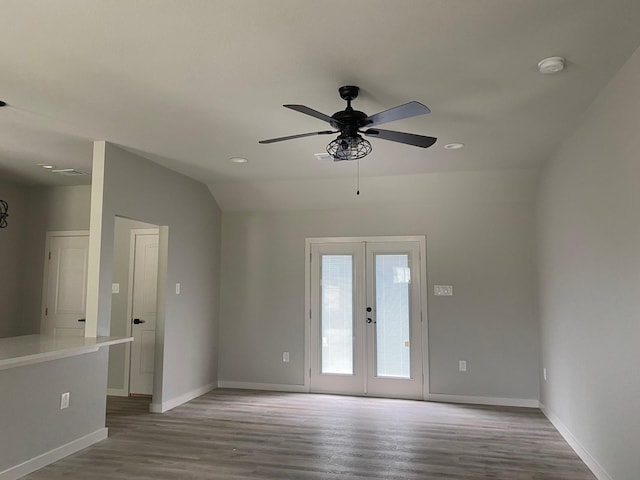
[282,352,290,363]
[176,283,181,295]
[434,285,453,296]
[112,283,120,294]
[459,360,467,372]
[60,392,70,410]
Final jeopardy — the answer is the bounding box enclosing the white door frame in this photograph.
[120,228,160,397]
[304,236,429,400]
[40,230,90,335]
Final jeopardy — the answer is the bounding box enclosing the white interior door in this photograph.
[309,238,424,399]
[129,231,159,396]
[41,233,89,337]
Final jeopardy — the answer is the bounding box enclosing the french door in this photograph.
[309,238,425,399]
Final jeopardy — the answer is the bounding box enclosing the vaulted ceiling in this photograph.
[2,1,640,204]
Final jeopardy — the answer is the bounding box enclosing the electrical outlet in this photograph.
[543,368,547,381]
[459,360,467,372]
[282,352,290,363]
[60,392,70,410]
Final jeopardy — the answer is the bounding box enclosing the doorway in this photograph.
[107,218,160,397]
[128,229,160,395]
[306,237,427,399]
[40,231,90,337]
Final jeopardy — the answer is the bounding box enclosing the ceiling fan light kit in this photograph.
[259,85,437,161]
[326,134,372,161]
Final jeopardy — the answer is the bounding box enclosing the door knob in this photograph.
[132,318,145,325]
[367,318,373,324]
[366,307,372,312]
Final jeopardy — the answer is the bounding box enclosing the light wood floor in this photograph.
[25,389,595,479]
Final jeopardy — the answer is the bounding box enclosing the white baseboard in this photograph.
[216,385,536,406]
[149,382,217,413]
[540,403,612,480]
[428,393,539,408]
[217,381,306,393]
[107,387,128,397]
[0,428,108,480]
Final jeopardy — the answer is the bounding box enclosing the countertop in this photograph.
[0,334,133,370]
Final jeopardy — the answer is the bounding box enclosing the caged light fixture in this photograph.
[326,132,373,161]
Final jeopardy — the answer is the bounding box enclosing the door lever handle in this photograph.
[77,318,86,322]
[132,318,145,325]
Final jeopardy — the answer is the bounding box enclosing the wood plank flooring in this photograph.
[24,389,596,479]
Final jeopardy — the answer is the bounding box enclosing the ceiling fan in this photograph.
[259,86,437,161]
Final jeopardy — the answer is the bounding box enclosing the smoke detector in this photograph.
[538,56,565,74]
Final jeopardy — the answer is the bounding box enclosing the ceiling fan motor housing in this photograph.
[331,86,370,131]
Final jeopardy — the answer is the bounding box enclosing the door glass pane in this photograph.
[321,255,353,375]
[375,254,410,378]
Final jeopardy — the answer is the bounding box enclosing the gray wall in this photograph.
[0,183,28,338]
[537,46,640,479]
[108,217,158,392]
[0,184,91,337]
[0,184,101,474]
[21,185,92,334]
[218,170,540,401]
[0,349,107,473]
[91,142,221,407]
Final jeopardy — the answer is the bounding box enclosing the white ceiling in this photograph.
[1,1,640,196]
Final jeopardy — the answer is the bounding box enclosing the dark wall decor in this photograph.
[0,199,8,228]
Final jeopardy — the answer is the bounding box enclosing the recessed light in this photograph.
[443,143,464,150]
[230,157,248,163]
[37,164,55,169]
[538,56,565,74]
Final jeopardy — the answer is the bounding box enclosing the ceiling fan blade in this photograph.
[284,105,338,125]
[259,130,336,144]
[364,101,431,127]
[364,128,437,148]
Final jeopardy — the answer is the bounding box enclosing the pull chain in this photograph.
[356,159,360,195]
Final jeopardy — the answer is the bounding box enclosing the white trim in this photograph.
[0,428,107,480]
[428,393,539,408]
[540,403,612,480]
[86,141,106,338]
[149,382,216,413]
[303,240,311,393]
[418,236,430,400]
[218,381,306,393]
[306,236,427,244]
[107,387,128,397]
